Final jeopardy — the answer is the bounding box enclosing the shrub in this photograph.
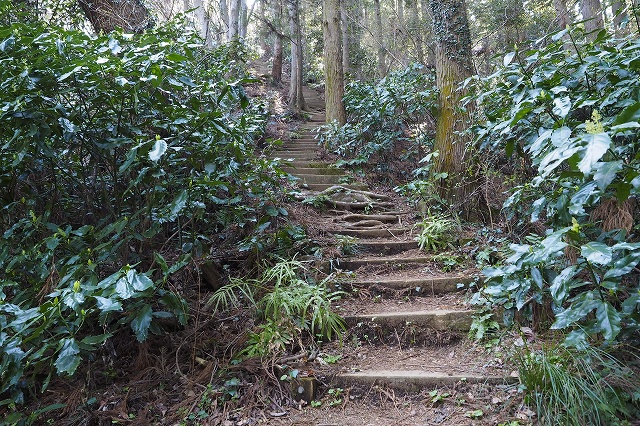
[318,64,437,174]
[469,27,640,345]
[0,14,284,407]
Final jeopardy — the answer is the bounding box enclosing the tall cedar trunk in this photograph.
[429,0,474,215]
[78,0,153,33]
[272,34,283,83]
[288,0,306,113]
[323,0,347,124]
[373,0,386,78]
[581,0,604,37]
[220,0,229,34]
[341,0,350,76]
[228,0,240,39]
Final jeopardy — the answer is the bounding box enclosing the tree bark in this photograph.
[78,0,153,33]
[220,0,229,34]
[611,0,627,30]
[341,0,351,76]
[272,33,284,83]
[288,0,306,113]
[429,0,474,215]
[581,0,604,37]
[373,0,386,78]
[228,0,240,39]
[324,0,347,124]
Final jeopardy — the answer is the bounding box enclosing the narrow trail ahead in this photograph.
[270,87,517,425]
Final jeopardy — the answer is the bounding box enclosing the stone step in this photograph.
[344,309,473,332]
[336,371,514,392]
[335,255,431,270]
[328,227,412,238]
[351,275,474,293]
[282,167,344,175]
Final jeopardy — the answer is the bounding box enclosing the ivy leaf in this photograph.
[54,338,81,375]
[131,304,153,342]
[149,139,167,162]
[581,242,612,265]
[578,133,611,174]
[595,301,621,341]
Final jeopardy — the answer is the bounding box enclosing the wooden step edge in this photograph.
[335,370,517,390]
[327,228,413,237]
[344,309,473,331]
[350,276,475,293]
[335,256,431,269]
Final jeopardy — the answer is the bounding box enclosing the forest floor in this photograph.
[8,70,534,426]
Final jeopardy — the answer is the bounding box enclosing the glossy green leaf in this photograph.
[592,160,622,190]
[578,133,611,174]
[581,242,612,265]
[595,301,621,341]
[54,338,80,375]
[131,304,153,342]
[149,139,167,162]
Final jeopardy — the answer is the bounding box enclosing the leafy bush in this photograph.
[318,64,437,172]
[469,28,640,345]
[208,259,345,358]
[0,14,284,406]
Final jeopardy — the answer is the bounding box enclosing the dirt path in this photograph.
[267,86,527,425]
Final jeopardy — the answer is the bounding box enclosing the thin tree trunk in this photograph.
[612,0,627,30]
[272,34,283,83]
[220,0,229,34]
[228,0,240,39]
[373,0,386,78]
[239,0,247,38]
[581,0,604,37]
[429,0,474,215]
[324,0,346,124]
[288,0,306,113]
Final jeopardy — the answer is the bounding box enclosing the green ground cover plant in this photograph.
[0,10,285,412]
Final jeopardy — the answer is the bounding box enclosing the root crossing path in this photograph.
[270,87,519,425]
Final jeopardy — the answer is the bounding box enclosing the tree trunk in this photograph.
[220,0,229,34]
[373,0,386,78]
[228,0,240,39]
[239,0,247,38]
[288,0,306,113]
[408,0,424,64]
[581,0,604,37]
[272,33,283,83]
[78,0,153,33]
[429,0,474,215]
[611,0,627,30]
[324,0,347,124]
[341,0,351,76]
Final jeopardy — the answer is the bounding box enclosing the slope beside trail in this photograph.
[266,85,524,425]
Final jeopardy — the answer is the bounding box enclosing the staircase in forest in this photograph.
[273,85,516,422]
